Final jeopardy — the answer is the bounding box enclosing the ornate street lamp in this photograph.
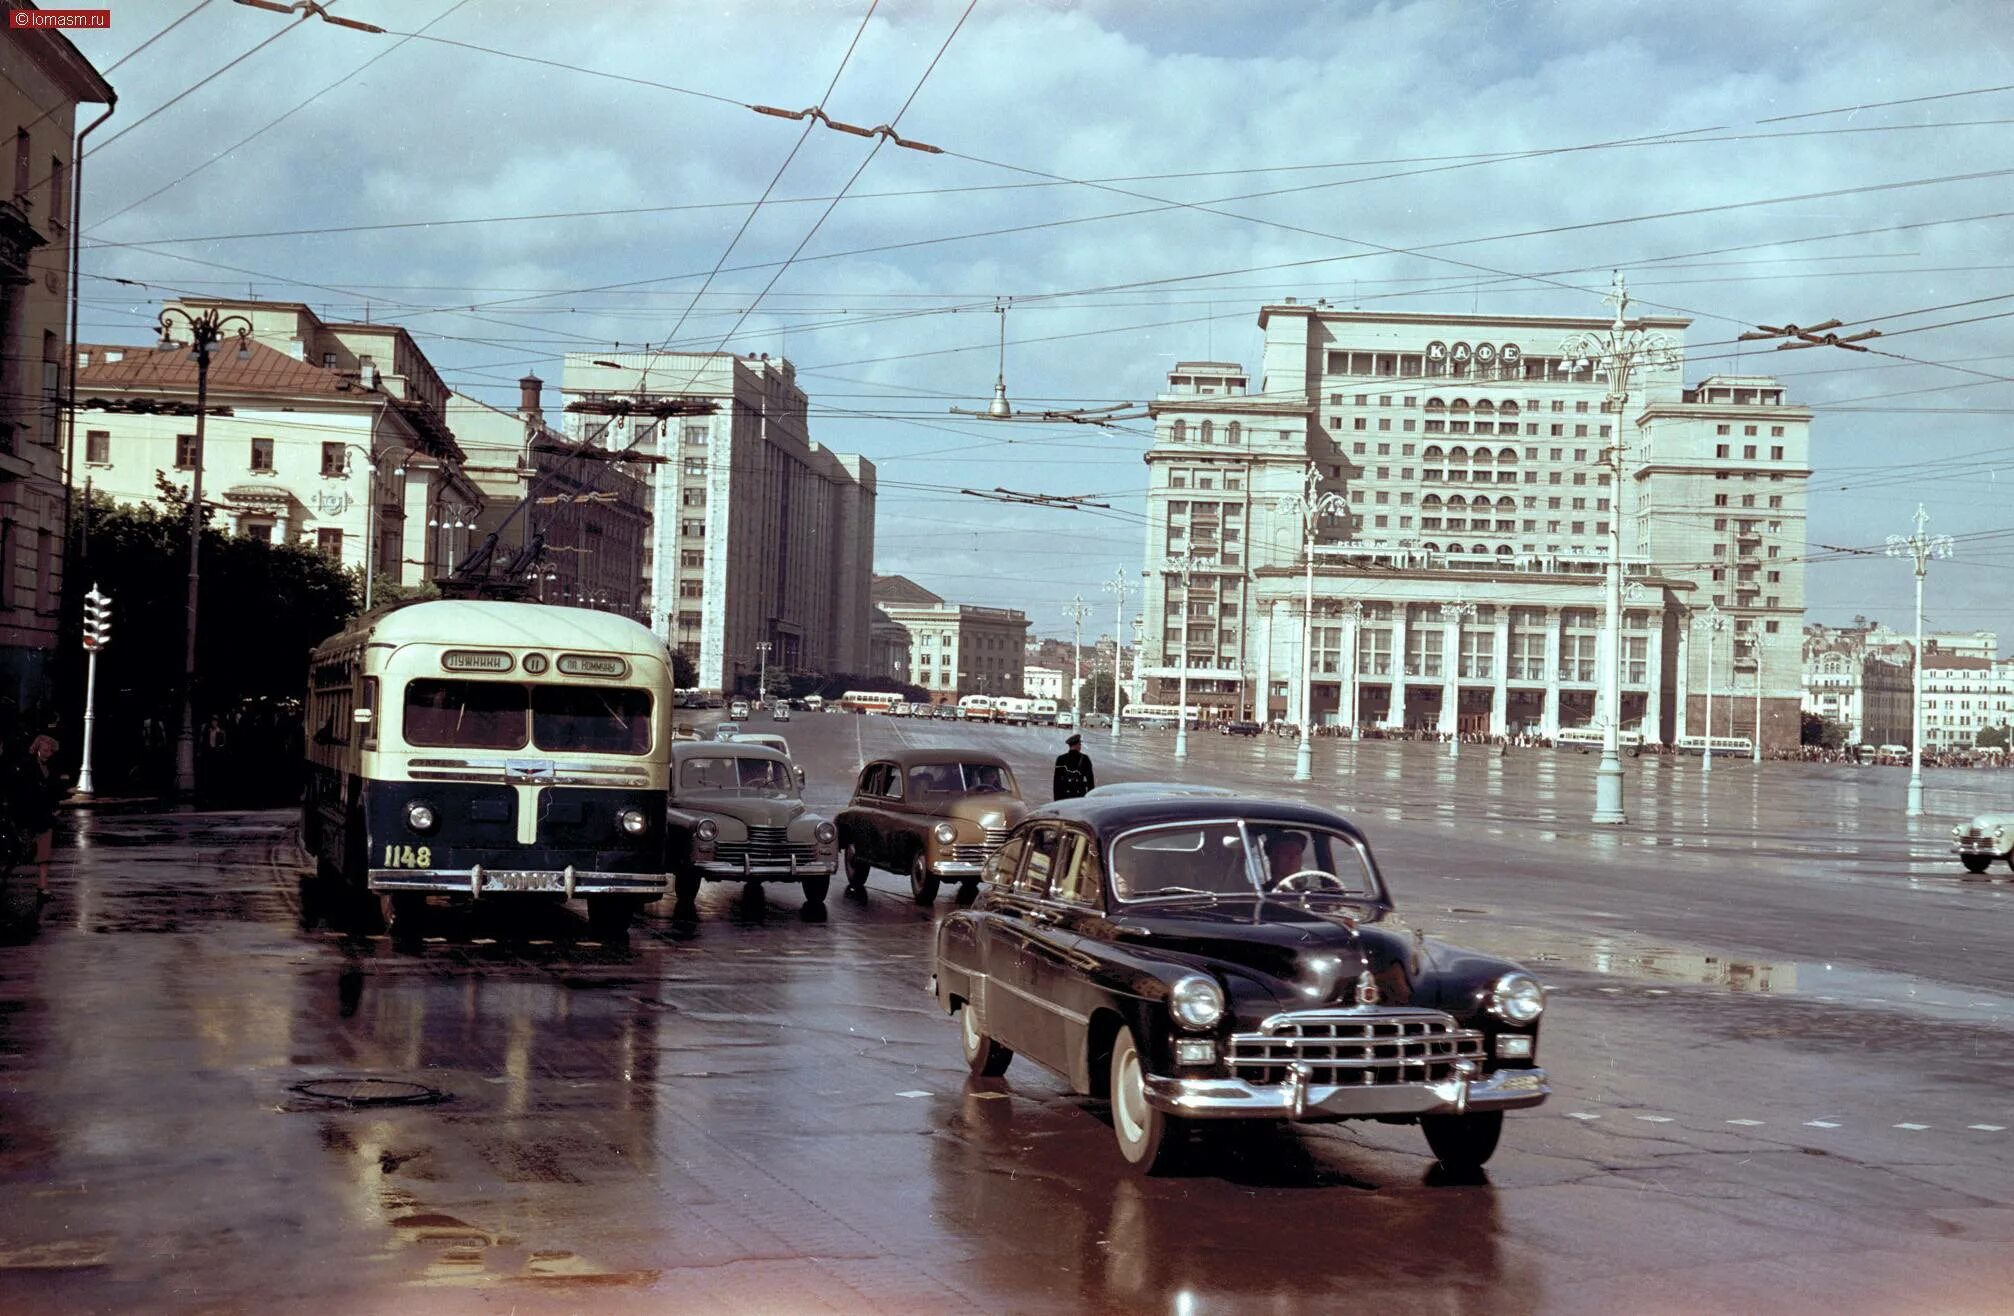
[1102,567,1132,744]
[1694,604,1728,775]
[1162,554,1215,759]
[1560,271,1681,823]
[1886,504,1955,817]
[1274,463,1347,781]
[157,306,251,796]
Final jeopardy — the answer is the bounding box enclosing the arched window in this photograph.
[1496,495,1515,510]
[1476,399,1495,415]
[1449,445,1469,462]
[1498,446,1518,462]
[1422,542,1441,553]
[1450,398,1471,413]
[1496,544,1514,556]
[1425,398,1446,412]
[1500,400,1520,416]
[1199,420,1213,444]
[1226,421,1241,444]
[1171,420,1187,442]
[1472,448,1495,464]
[1423,493,1443,507]
[1447,493,1467,508]
[1471,543,1489,555]
[1423,445,1444,461]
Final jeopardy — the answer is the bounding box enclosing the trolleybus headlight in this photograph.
[405,801,437,833]
[934,822,958,845]
[1490,972,1546,1024]
[815,821,837,846]
[618,808,649,836]
[696,819,719,842]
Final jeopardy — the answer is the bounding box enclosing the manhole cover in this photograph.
[290,1077,451,1108]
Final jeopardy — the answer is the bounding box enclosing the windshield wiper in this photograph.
[1130,886,1226,899]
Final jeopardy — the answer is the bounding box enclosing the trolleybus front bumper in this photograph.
[369,867,669,899]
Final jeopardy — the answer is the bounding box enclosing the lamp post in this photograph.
[755,640,772,705]
[157,306,252,796]
[1887,503,1955,817]
[1750,635,1764,764]
[1163,554,1214,759]
[1064,594,1091,723]
[1695,604,1727,775]
[1102,568,1132,744]
[1341,600,1365,740]
[1560,271,1680,824]
[343,442,406,613]
[1439,597,1476,757]
[1276,463,1347,781]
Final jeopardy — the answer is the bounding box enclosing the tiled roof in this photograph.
[76,339,373,399]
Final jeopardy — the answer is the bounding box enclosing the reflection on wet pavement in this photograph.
[2,718,2012,1313]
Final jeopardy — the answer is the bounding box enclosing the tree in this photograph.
[1081,670,1129,716]
[1978,724,2011,750]
[1800,712,1849,749]
[669,648,697,689]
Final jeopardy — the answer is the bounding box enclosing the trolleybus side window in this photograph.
[532,686,653,755]
[404,679,529,750]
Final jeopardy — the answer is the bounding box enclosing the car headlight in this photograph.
[618,808,648,836]
[933,821,957,845]
[815,821,837,846]
[405,801,436,833]
[1169,974,1224,1029]
[1490,972,1545,1024]
[695,819,718,842]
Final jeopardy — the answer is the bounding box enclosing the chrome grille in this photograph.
[949,827,1012,864]
[1227,1009,1484,1088]
[713,824,819,867]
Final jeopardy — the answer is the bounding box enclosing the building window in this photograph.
[321,441,345,476]
[1770,426,1784,438]
[322,351,337,368]
[85,429,109,464]
[243,522,272,544]
[1353,418,1366,431]
[1770,445,1784,460]
[683,424,709,446]
[247,437,274,471]
[317,528,344,558]
[175,434,199,469]
[12,129,28,202]
[680,549,704,568]
[681,520,705,538]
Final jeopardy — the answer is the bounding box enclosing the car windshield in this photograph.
[1111,820,1378,902]
[907,761,1016,797]
[679,755,798,797]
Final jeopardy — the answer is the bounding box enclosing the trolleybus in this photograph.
[303,600,676,939]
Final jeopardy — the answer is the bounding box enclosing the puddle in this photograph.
[1443,918,2014,1027]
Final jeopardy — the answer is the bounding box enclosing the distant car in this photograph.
[1952,812,2014,874]
[728,700,752,720]
[837,749,1027,903]
[730,732,796,764]
[932,793,1549,1173]
[667,742,837,917]
[1055,711,1077,729]
[714,722,741,742]
[1219,721,1263,737]
[771,704,792,723]
[705,696,725,710]
[1080,713,1112,730]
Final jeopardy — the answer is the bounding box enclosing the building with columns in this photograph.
[1139,302,1813,750]
[558,352,875,692]
[873,574,1029,702]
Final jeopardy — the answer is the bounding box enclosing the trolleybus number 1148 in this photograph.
[383,844,433,868]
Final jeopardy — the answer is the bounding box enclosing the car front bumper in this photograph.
[926,860,987,879]
[1953,834,2007,857]
[691,856,838,879]
[1144,1065,1548,1120]
[370,868,669,898]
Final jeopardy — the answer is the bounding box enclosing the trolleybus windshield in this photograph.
[404,679,653,754]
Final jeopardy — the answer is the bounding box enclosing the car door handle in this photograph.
[1026,909,1060,926]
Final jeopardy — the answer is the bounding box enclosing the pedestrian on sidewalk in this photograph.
[19,734,68,903]
[1053,733,1096,801]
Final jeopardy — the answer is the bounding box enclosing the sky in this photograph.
[65,0,2014,645]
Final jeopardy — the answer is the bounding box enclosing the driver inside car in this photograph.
[1262,829,1311,885]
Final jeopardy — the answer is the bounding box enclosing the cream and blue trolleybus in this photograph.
[304,600,675,938]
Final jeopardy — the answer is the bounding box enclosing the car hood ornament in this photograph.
[1355,968,1382,1006]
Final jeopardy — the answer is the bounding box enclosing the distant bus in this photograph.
[994,696,1034,725]
[839,690,902,714]
[1555,726,1645,749]
[1675,733,1753,756]
[1028,698,1059,726]
[1120,702,1202,728]
[958,694,997,722]
[803,695,825,712]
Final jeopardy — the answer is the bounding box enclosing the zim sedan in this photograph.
[931,794,1549,1174]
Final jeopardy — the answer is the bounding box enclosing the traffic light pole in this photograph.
[76,645,101,799]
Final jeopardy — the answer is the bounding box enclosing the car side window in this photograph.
[883,766,905,802]
[983,834,1028,888]
[856,763,883,798]
[1051,831,1103,906]
[1018,827,1060,897]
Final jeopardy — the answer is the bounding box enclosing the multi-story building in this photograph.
[1802,640,1912,747]
[868,606,911,681]
[873,574,1029,702]
[1139,303,1814,750]
[448,377,648,616]
[1024,665,1065,702]
[0,11,111,710]
[1921,653,2014,749]
[559,352,875,692]
[74,299,483,588]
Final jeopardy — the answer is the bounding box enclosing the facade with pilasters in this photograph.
[1139,304,1811,750]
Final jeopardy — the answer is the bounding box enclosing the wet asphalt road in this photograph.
[4,715,2014,1314]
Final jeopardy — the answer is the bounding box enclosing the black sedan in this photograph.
[931,794,1548,1174]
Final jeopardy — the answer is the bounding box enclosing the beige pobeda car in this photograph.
[835,749,1026,903]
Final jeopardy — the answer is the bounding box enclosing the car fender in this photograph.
[934,909,986,1012]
